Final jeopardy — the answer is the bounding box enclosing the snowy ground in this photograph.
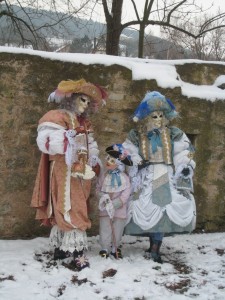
[0,232,225,300]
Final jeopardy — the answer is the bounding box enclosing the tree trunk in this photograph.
[138,23,145,58]
[104,0,123,56]
[106,21,122,56]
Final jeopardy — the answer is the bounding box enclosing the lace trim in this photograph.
[49,225,88,252]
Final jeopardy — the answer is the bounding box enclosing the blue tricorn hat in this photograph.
[133,91,178,121]
[106,144,133,166]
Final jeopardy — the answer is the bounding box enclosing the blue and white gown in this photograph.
[122,126,196,236]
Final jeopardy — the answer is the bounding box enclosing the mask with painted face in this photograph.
[105,155,117,170]
[145,110,168,131]
[77,94,91,114]
[151,111,163,128]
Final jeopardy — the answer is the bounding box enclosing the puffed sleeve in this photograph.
[172,127,196,171]
[36,110,69,155]
[122,130,143,165]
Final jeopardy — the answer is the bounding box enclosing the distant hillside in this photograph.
[0,4,190,58]
[0,4,139,41]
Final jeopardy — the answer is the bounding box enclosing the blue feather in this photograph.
[166,98,176,110]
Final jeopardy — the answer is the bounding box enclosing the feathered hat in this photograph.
[133,91,178,122]
[48,78,107,111]
[106,144,133,166]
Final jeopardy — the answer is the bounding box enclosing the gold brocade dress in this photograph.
[31,109,97,252]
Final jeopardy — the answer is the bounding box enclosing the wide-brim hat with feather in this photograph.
[48,78,107,111]
[133,91,178,122]
[106,144,133,166]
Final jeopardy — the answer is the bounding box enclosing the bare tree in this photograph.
[100,0,225,58]
[143,32,185,59]
[0,0,93,50]
[162,10,225,60]
[212,27,225,61]
[102,0,123,56]
[2,0,225,58]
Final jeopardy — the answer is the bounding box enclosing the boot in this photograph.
[53,247,71,260]
[151,242,163,264]
[99,250,109,258]
[73,250,90,271]
[145,236,153,253]
[110,248,123,259]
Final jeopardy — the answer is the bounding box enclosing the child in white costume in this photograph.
[122,91,196,263]
[97,144,132,259]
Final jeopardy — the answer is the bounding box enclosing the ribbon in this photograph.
[108,169,122,187]
[147,129,162,153]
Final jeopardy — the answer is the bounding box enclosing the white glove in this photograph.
[174,164,193,181]
[88,155,101,167]
[65,129,76,139]
[99,194,115,219]
[99,194,111,211]
[105,200,115,219]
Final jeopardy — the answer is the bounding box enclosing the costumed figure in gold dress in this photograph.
[31,79,107,270]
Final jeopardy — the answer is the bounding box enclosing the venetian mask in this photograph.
[145,110,168,131]
[151,111,163,128]
[59,93,91,114]
[106,155,117,170]
[77,94,91,114]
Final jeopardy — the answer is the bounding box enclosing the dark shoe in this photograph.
[150,241,163,263]
[53,248,71,260]
[145,236,154,254]
[151,251,163,264]
[99,250,109,258]
[73,250,90,271]
[110,248,122,259]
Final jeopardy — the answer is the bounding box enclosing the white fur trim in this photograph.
[122,139,142,165]
[37,122,66,131]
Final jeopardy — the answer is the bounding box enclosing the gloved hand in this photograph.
[181,167,190,177]
[138,160,151,171]
[99,194,111,211]
[112,198,123,209]
[105,199,115,219]
[99,194,115,219]
[89,155,101,167]
[65,129,77,138]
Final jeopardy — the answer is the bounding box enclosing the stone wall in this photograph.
[0,52,225,238]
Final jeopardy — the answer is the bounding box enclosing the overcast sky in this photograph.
[9,0,225,37]
[10,0,225,19]
[96,0,225,35]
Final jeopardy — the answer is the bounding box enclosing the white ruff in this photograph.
[49,225,88,252]
[101,172,127,193]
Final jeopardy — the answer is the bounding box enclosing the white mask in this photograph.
[151,111,163,128]
[77,94,91,114]
[145,110,167,131]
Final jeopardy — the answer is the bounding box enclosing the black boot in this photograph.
[110,248,123,259]
[99,250,109,258]
[53,248,71,260]
[145,236,153,253]
[151,242,163,264]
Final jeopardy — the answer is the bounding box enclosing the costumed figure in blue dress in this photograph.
[122,91,196,263]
